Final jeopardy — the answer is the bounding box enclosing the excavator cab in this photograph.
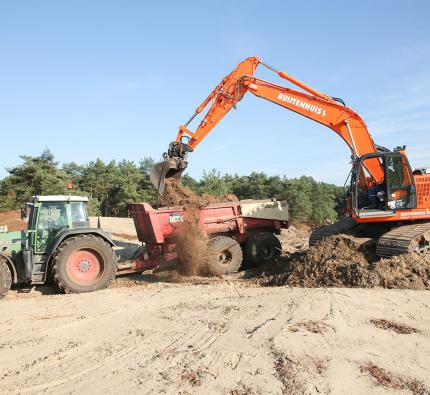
[351,152,416,216]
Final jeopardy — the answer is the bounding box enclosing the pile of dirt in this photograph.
[0,210,27,231]
[261,235,430,290]
[160,179,238,208]
[373,254,430,290]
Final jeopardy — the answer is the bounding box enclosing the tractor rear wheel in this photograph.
[207,236,243,275]
[52,234,117,294]
[0,259,12,298]
[243,232,281,268]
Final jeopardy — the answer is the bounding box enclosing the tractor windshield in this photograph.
[71,202,90,228]
[36,203,69,252]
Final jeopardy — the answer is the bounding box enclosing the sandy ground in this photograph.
[1,282,429,394]
[1,216,430,394]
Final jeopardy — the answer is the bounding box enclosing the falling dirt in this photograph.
[156,179,239,276]
[171,216,219,277]
[260,235,430,290]
[160,178,238,208]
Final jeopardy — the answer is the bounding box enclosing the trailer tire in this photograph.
[243,232,281,268]
[52,234,117,294]
[0,259,12,298]
[207,236,243,275]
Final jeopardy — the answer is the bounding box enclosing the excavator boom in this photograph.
[151,57,383,193]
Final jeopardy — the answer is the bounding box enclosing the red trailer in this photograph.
[126,199,289,274]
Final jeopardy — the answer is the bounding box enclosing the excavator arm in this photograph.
[150,57,384,193]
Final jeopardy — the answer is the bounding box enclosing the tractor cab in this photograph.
[0,195,117,295]
[350,151,416,218]
[25,196,90,254]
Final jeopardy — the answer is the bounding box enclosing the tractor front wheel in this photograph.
[0,259,12,298]
[52,235,117,294]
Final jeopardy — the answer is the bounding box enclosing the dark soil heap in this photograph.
[160,179,238,208]
[261,235,430,290]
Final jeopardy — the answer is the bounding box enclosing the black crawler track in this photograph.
[376,221,430,257]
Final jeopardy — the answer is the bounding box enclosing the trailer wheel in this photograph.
[0,259,12,298]
[52,234,117,294]
[207,236,243,275]
[243,232,281,268]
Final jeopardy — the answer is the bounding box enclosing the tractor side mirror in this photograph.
[21,206,28,220]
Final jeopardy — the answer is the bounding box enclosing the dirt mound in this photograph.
[374,254,430,290]
[160,179,238,208]
[0,211,27,231]
[261,235,430,290]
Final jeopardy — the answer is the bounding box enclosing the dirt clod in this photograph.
[271,349,304,394]
[181,369,203,386]
[289,320,333,334]
[370,319,420,334]
[360,362,429,394]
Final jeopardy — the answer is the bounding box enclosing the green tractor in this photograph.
[0,196,118,297]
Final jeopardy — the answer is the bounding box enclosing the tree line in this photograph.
[0,150,345,225]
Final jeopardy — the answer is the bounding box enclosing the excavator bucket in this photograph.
[149,157,185,194]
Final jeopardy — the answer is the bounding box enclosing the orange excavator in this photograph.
[150,57,430,257]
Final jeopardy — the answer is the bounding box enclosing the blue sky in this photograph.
[1,0,429,185]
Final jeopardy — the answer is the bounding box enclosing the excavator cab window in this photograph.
[384,154,416,210]
[352,156,385,211]
[351,153,416,214]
